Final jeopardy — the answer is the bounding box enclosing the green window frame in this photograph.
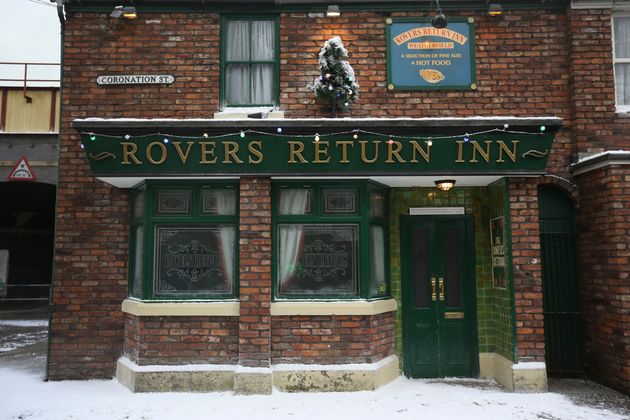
[220,15,280,108]
[272,180,390,300]
[129,181,239,300]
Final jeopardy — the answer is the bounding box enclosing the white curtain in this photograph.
[370,226,386,295]
[615,17,630,105]
[226,20,274,105]
[215,190,236,290]
[278,190,310,291]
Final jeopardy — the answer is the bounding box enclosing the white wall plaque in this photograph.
[409,207,465,215]
[97,75,174,85]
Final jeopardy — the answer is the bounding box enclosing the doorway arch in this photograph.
[538,185,584,376]
[0,181,56,301]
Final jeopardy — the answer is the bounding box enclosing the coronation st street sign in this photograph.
[96,75,175,85]
[81,132,554,177]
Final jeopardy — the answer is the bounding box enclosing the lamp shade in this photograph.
[435,179,456,191]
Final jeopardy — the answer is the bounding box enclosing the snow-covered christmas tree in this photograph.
[309,37,359,117]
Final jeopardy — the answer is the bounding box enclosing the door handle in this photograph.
[439,277,444,301]
[431,277,437,301]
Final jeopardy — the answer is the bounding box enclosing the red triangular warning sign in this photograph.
[7,157,37,182]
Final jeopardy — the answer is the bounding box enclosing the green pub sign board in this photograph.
[386,18,476,91]
[81,132,553,178]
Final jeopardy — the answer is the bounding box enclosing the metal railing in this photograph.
[0,62,60,102]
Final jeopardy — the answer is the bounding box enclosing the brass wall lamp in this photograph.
[435,179,456,191]
[110,5,137,20]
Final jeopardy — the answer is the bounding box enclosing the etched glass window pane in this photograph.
[201,189,237,215]
[155,189,191,215]
[133,190,145,221]
[412,227,430,308]
[443,226,462,307]
[323,189,357,214]
[369,191,385,218]
[278,189,311,215]
[155,226,235,297]
[370,225,386,296]
[132,226,144,297]
[277,224,358,296]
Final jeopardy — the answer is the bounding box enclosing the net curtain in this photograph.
[226,20,274,105]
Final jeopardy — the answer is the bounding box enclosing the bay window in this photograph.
[273,181,389,300]
[130,182,238,300]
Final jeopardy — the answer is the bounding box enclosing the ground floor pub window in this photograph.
[129,181,238,300]
[273,181,389,299]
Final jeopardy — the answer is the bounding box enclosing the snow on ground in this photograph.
[1,367,626,420]
[0,317,626,420]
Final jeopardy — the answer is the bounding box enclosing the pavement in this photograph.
[0,302,628,418]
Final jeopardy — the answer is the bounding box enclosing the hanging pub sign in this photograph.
[490,216,507,289]
[386,17,476,91]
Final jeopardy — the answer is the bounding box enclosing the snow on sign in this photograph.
[7,157,37,181]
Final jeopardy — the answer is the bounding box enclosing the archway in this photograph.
[538,185,584,376]
[0,181,56,301]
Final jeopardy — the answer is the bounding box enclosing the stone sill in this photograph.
[122,298,398,317]
[122,299,240,317]
[270,298,397,316]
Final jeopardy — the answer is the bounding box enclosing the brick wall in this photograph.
[568,8,630,156]
[576,165,630,394]
[509,178,545,362]
[124,315,239,365]
[271,312,395,365]
[238,178,272,368]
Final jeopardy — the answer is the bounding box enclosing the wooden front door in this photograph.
[401,215,478,378]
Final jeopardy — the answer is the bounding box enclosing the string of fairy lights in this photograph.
[79,124,548,149]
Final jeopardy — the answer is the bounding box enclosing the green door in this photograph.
[401,216,478,378]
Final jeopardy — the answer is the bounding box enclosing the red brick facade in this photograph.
[272,312,395,365]
[238,178,273,368]
[124,315,239,365]
[509,178,545,363]
[48,3,630,394]
[576,165,630,393]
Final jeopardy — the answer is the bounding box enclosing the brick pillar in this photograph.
[236,177,272,394]
[509,178,545,363]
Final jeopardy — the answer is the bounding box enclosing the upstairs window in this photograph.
[222,16,278,107]
[614,15,630,112]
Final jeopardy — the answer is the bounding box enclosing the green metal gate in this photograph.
[538,186,584,376]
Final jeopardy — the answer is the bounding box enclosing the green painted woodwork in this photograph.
[220,15,280,108]
[390,184,515,370]
[80,132,554,177]
[400,216,478,377]
[271,180,389,300]
[129,180,239,300]
[538,185,584,376]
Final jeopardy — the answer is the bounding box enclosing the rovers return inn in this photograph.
[47,0,630,395]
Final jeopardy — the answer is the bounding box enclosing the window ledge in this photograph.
[616,106,630,116]
[213,108,285,120]
[122,299,239,317]
[270,298,397,316]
